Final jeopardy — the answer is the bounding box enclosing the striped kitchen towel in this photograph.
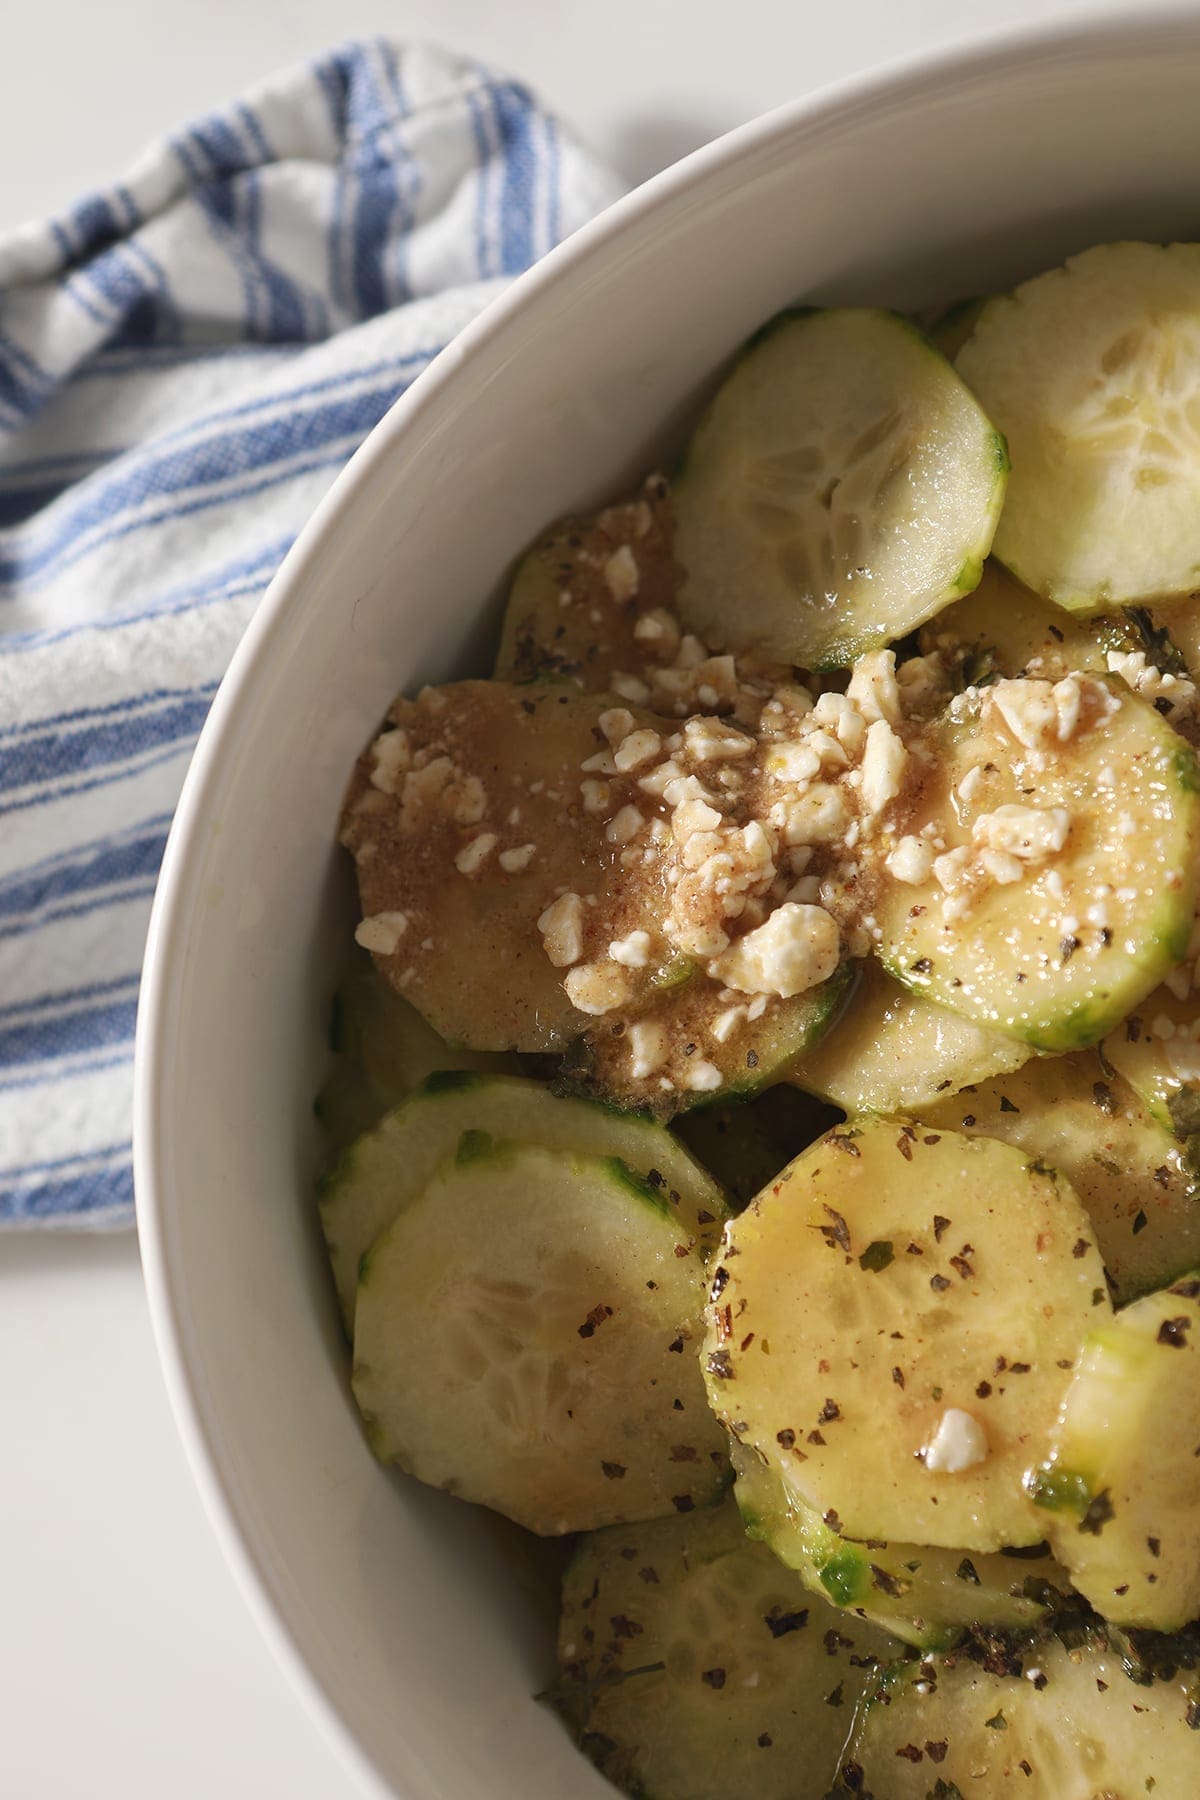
[0,40,622,1227]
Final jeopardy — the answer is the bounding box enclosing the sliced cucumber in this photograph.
[956,241,1200,610]
[788,959,1033,1114]
[921,1051,1200,1303]
[320,1071,729,1332]
[563,959,852,1119]
[493,480,677,689]
[842,1634,1200,1797]
[674,1084,842,1210]
[552,1498,899,1800]
[352,1138,728,1534]
[702,1119,1110,1551]
[733,1448,1063,1653]
[340,679,665,1053]
[919,558,1142,684]
[673,308,1007,670]
[876,678,1200,1051]
[315,959,520,1153]
[1105,986,1200,1140]
[1030,1274,1200,1629]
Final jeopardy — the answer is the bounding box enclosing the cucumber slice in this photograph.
[673,308,1008,670]
[674,1084,842,1209]
[1105,987,1200,1141]
[320,1071,729,1332]
[340,679,666,1053]
[493,481,677,688]
[919,559,1142,685]
[956,241,1200,610]
[842,1634,1200,1797]
[733,1448,1063,1653]
[788,959,1033,1114]
[315,960,521,1153]
[552,1498,899,1800]
[921,1051,1200,1303]
[352,1139,729,1534]
[702,1119,1110,1551]
[1030,1274,1200,1629]
[562,959,852,1119]
[876,678,1200,1051]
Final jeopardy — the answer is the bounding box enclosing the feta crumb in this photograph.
[564,960,632,1015]
[598,707,635,746]
[538,892,585,966]
[369,728,411,794]
[611,672,652,704]
[933,846,973,894]
[682,1057,724,1092]
[609,929,652,968]
[498,843,536,874]
[846,648,902,726]
[613,727,662,772]
[886,835,933,886]
[859,719,908,816]
[684,716,756,762]
[781,782,849,846]
[767,741,822,787]
[628,1020,668,1079]
[603,543,640,603]
[354,911,409,955]
[710,1004,748,1044]
[454,831,498,876]
[581,779,612,815]
[709,903,839,998]
[606,804,645,846]
[972,803,1070,862]
[922,1408,988,1474]
[672,797,723,840]
[581,749,617,775]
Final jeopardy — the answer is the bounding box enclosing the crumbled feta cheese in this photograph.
[603,543,640,603]
[564,961,632,1015]
[628,1020,668,1079]
[922,1408,988,1474]
[369,728,411,794]
[859,720,908,817]
[780,783,849,846]
[498,843,536,874]
[581,779,611,815]
[606,805,645,846]
[766,741,822,787]
[354,911,409,955]
[672,797,723,840]
[682,1057,724,1092]
[454,831,497,876]
[611,672,652,704]
[709,902,839,998]
[972,803,1070,863]
[598,707,635,746]
[933,846,973,894]
[632,608,681,659]
[846,648,902,726]
[886,835,933,885]
[977,848,1024,885]
[538,892,585,966]
[683,716,756,762]
[710,1004,748,1044]
[609,929,652,968]
[613,727,662,772]
[581,749,617,775]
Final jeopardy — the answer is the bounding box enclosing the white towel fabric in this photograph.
[0,39,622,1226]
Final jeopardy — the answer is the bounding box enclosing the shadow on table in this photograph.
[614,110,736,185]
[0,1226,139,1283]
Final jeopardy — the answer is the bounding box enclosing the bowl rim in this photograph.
[134,8,1200,1793]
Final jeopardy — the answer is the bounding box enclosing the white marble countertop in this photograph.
[0,0,1138,1790]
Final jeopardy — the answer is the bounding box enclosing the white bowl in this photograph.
[136,13,1200,1796]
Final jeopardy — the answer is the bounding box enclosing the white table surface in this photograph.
[0,0,1142,1791]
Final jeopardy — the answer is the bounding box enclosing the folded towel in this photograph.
[0,40,623,1226]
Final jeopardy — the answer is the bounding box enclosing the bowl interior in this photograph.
[139,18,1200,1798]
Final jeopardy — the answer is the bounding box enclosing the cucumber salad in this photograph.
[321,242,1200,1796]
